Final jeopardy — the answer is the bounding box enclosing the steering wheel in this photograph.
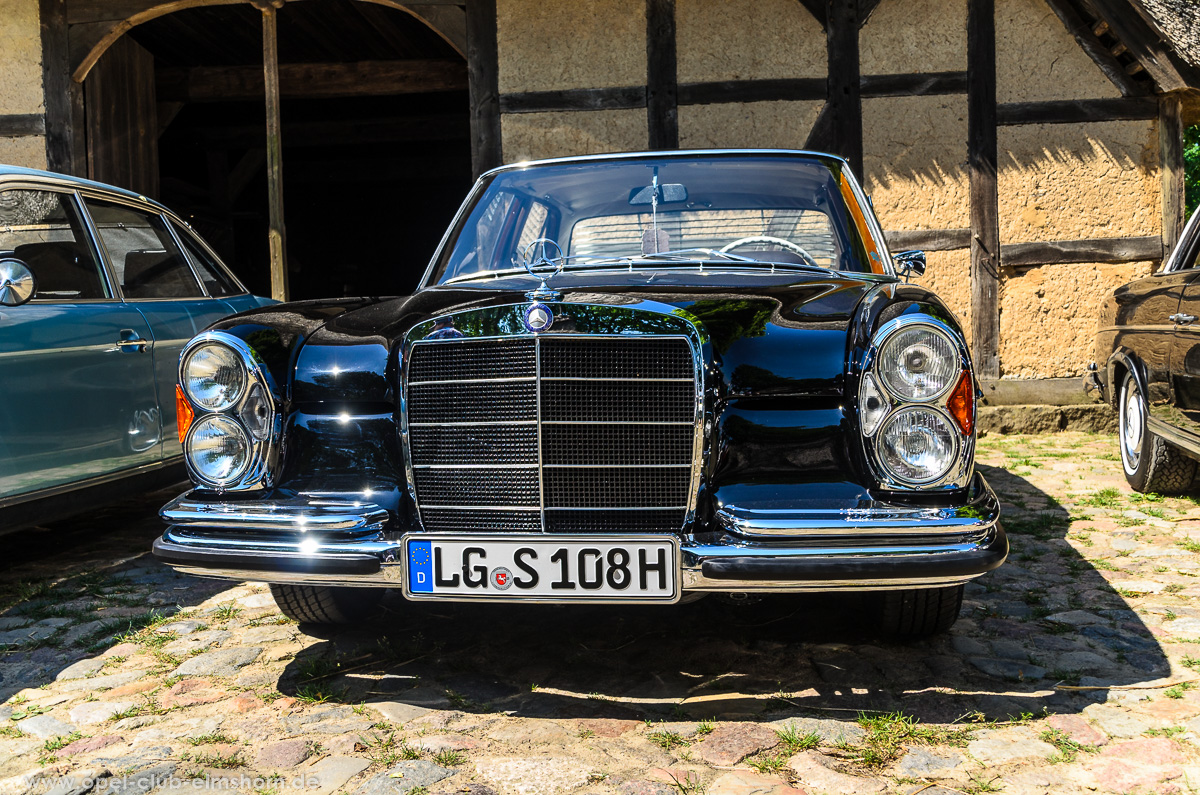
[719,235,818,268]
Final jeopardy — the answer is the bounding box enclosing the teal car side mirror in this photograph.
[0,259,35,307]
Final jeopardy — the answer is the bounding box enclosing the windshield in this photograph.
[429,155,889,285]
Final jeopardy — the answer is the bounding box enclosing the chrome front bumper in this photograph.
[154,476,1005,594]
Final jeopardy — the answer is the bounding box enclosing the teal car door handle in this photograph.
[116,329,149,352]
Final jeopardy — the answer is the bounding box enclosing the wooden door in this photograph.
[84,36,159,199]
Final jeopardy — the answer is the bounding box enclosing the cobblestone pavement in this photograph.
[6,433,1200,794]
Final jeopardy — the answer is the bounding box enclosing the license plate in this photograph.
[402,534,679,603]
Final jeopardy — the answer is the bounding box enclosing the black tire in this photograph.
[269,584,384,626]
[1119,371,1197,493]
[879,584,964,639]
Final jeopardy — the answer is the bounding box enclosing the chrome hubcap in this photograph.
[1121,379,1144,472]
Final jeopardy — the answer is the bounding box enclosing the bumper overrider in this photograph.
[152,473,1006,595]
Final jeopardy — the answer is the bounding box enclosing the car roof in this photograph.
[481,148,851,179]
[0,164,173,214]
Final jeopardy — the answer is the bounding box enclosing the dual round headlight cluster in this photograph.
[862,323,967,486]
[181,341,272,488]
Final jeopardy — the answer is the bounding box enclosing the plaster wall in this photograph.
[0,137,47,170]
[0,0,44,117]
[675,0,825,83]
[501,110,647,163]
[678,101,823,150]
[496,0,646,93]
[999,261,1154,378]
[913,250,972,343]
[996,0,1120,102]
[997,120,1161,243]
[860,0,966,74]
[862,95,970,231]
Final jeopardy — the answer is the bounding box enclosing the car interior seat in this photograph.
[13,242,106,299]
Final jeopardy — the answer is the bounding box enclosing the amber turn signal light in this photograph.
[946,370,974,436]
[176,384,195,444]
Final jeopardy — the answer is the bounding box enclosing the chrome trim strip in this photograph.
[540,420,695,426]
[0,456,185,510]
[409,376,538,385]
[412,464,538,470]
[535,335,546,532]
[542,464,691,469]
[156,521,996,594]
[540,377,695,383]
[161,494,388,533]
[420,504,541,511]
[408,420,539,427]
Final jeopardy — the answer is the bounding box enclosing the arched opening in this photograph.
[80,0,472,299]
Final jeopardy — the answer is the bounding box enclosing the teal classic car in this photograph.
[0,166,272,529]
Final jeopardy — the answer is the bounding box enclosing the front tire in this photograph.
[269,584,383,626]
[879,585,964,639]
[1119,371,1196,493]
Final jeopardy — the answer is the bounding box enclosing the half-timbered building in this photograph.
[0,0,1197,391]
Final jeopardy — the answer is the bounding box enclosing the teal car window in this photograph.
[84,198,205,299]
[170,220,238,297]
[0,189,109,300]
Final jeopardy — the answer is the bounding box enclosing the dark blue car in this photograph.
[0,166,272,529]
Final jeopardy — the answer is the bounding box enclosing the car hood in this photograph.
[283,269,889,405]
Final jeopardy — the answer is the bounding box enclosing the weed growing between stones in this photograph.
[294,683,346,704]
[647,728,688,750]
[1165,681,1196,699]
[187,730,238,746]
[39,731,82,765]
[746,753,789,773]
[851,712,973,767]
[964,772,1004,793]
[356,731,420,767]
[1040,728,1098,763]
[775,724,820,752]
[1081,488,1122,508]
[432,749,465,766]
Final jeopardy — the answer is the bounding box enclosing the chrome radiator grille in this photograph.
[406,336,698,533]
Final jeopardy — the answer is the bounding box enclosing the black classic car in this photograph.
[152,150,1006,638]
[1092,207,1200,493]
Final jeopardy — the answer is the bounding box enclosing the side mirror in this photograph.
[892,250,926,280]
[0,259,35,307]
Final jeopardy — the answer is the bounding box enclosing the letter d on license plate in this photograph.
[403,535,679,603]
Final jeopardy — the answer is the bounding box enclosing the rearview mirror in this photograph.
[0,259,35,307]
[629,183,688,206]
[893,250,926,280]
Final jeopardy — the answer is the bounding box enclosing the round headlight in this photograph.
[878,407,958,484]
[878,325,959,401]
[187,415,251,485]
[183,343,246,412]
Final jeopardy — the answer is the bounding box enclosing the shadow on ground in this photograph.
[276,463,1168,726]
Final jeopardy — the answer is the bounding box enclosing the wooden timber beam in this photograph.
[186,115,468,148]
[1001,235,1163,267]
[156,59,468,102]
[500,87,646,114]
[884,228,972,252]
[466,0,500,177]
[968,0,1000,379]
[68,0,467,83]
[257,0,288,303]
[40,0,79,174]
[1160,94,1185,257]
[882,230,1166,265]
[0,115,47,137]
[795,0,825,29]
[996,96,1158,125]
[646,0,678,149]
[500,72,969,116]
[1080,0,1200,92]
[1040,0,1148,97]
[807,0,862,178]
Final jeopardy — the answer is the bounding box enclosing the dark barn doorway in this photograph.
[85,0,472,300]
